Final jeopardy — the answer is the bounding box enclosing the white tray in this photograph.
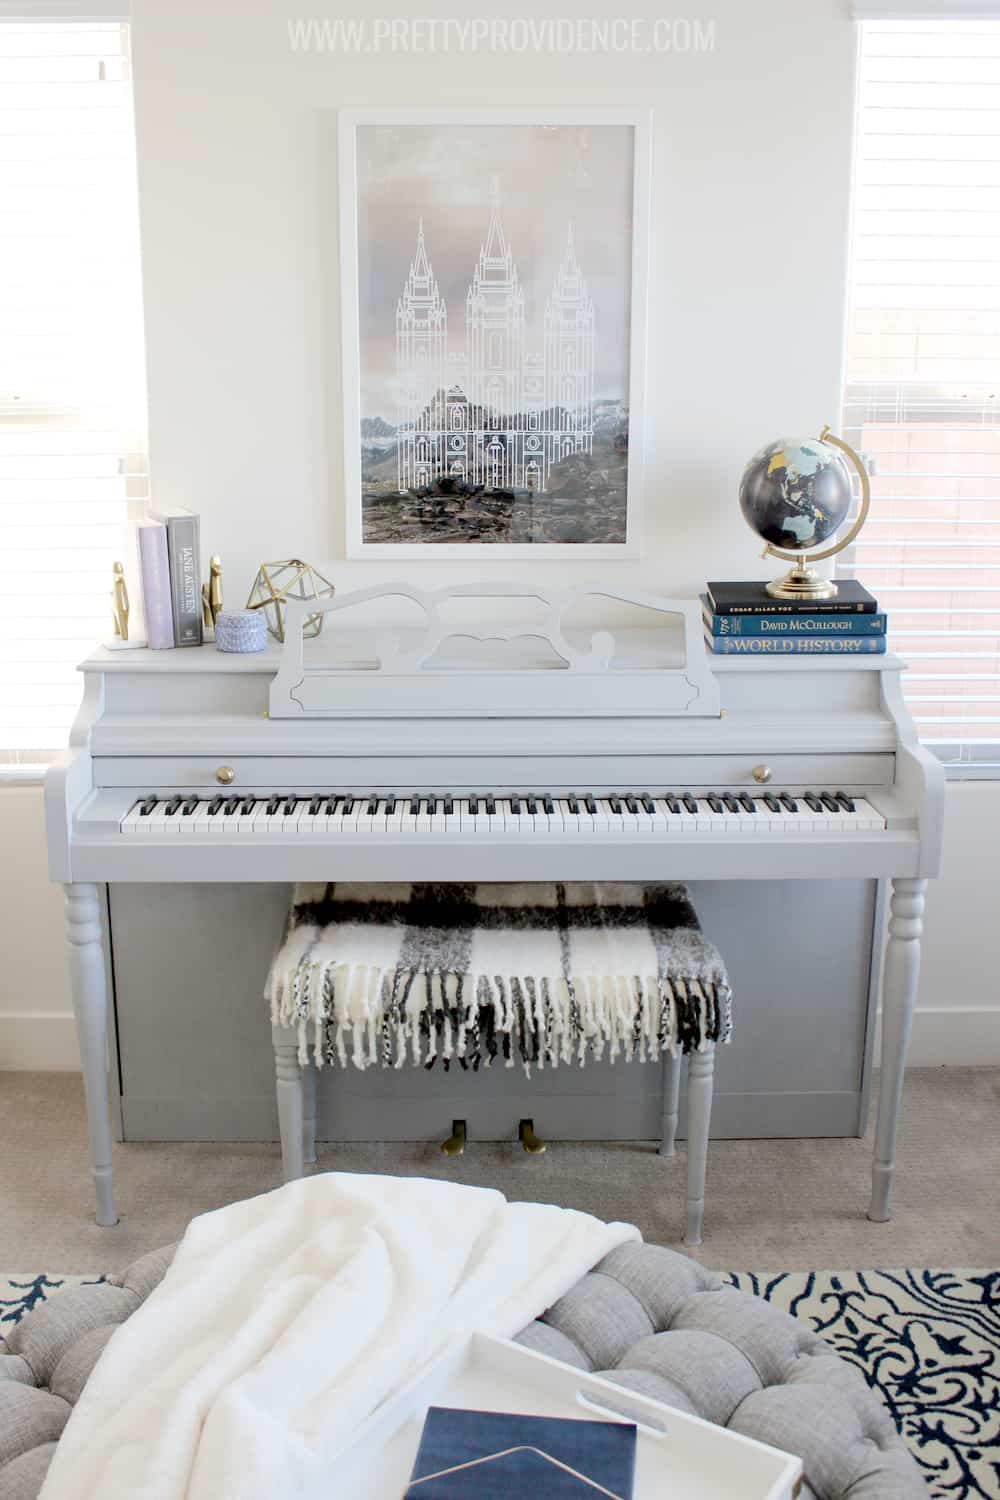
[330,1333,803,1499]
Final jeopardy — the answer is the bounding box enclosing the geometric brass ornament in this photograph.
[762,425,872,602]
[245,558,336,643]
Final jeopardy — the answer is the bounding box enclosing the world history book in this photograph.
[705,633,887,655]
[403,1406,638,1499]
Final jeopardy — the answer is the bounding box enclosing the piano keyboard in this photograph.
[120,790,886,837]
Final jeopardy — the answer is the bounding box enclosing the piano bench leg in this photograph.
[303,1060,317,1166]
[684,1044,715,1247]
[869,877,927,1223]
[272,1024,305,1183]
[64,883,117,1228]
[659,1053,682,1158]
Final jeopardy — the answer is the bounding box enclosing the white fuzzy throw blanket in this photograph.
[268,881,732,1072]
[40,1174,637,1500]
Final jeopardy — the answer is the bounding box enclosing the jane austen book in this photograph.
[151,506,203,647]
[404,1406,637,1499]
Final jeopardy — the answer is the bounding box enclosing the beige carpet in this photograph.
[3,1068,998,1274]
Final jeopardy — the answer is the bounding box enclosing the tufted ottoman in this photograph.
[0,1242,926,1500]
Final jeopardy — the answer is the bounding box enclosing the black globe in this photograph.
[739,437,852,552]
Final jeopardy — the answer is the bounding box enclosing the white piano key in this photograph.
[120,803,145,834]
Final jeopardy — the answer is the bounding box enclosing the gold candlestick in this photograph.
[202,555,223,629]
[111,561,130,641]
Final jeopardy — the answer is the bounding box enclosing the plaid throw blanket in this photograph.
[267,882,732,1073]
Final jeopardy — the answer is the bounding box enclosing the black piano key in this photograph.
[223,797,239,816]
[366,796,379,815]
[707,794,724,814]
[820,792,840,812]
[426,797,437,816]
[526,797,538,815]
[763,793,780,813]
[386,797,397,815]
[283,796,297,815]
[510,797,522,814]
[682,794,698,814]
[309,796,321,815]
[469,796,480,814]
[567,795,580,815]
[239,798,255,815]
[738,793,756,813]
[542,795,554,815]
[608,796,623,815]
[208,796,224,816]
[641,794,656,814]
[410,796,420,815]
[625,795,641,814]
[325,796,340,815]
[723,793,740,813]
[584,795,597,815]
[836,790,856,812]
[342,797,355,815]
[487,795,498,816]
[665,796,681,814]
[164,796,182,816]
[780,792,798,812]
[805,792,823,812]
[139,796,157,816]
[266,795,281,815]
[444,796,454,816]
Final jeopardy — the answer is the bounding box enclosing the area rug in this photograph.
[3,1269,997,1499]
[727,1270,999,1500]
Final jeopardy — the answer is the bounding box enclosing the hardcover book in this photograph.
[152,507,203,647]
[701,596,886,637]
[403,1406,637,1499]
[706,580,878,615]
[136,524,174,650]
[705,631,886,655]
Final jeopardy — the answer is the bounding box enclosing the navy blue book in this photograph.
[404,1406,638,1499]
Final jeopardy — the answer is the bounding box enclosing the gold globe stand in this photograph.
[762,426,871,601]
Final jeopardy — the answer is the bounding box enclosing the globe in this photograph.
[739,437,853,554]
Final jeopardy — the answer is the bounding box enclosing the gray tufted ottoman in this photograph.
[0,1242,927,1500]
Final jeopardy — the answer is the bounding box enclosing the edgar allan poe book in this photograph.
[403,1406,638,1499]
[706,580,878,615]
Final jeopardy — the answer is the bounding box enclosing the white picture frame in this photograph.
[338,109,651,560]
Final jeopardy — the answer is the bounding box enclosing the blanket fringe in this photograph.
[269,964,733,1073]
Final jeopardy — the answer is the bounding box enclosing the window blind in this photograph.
[0,19,146,772]
[839,18,1000,767]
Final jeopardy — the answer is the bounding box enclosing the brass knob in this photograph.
[215,765,235,785]
[752,764,773,785]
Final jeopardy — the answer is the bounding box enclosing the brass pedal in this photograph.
[441,1119,466,1157]
[518,1118,547,1155]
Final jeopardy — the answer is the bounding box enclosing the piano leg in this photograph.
[272,1024,305,1182]
[659,1053,681,1158]
[63,883,117,1227]
[684,1043,715,1247]
[303,1060,317,1166]
[869,877,927,1223]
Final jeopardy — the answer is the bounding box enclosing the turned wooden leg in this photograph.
[302,1060,317,1166]
[64,883,117,1227]
[659,1053,682,1158]
[272,1024,304,1182]
[869,877,927,1223]
[685,1044,715,1247]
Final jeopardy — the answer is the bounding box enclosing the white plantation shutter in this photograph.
[0,19,146,772]
[839,19,1000,768]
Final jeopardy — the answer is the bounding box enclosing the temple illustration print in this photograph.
[351,121,637,548]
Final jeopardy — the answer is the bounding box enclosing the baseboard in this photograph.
[0,1013,79,1071]
[874,1006,1000,1067]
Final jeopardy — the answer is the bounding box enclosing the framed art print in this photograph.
[338,110,650,558]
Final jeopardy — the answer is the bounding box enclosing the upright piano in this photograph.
[45,584,945,1227]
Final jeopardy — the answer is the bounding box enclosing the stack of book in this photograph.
[702,580,885,655]
[136,506,203,650]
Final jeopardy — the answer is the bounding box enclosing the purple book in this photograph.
[137,523,174,649]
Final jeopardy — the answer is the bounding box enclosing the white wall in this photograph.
[2,0,998,1067]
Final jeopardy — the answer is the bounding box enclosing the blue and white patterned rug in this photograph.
[2,1268,997,1499]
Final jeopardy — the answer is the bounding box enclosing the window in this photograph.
[0,20,147,773]
[840,19,1000,770]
